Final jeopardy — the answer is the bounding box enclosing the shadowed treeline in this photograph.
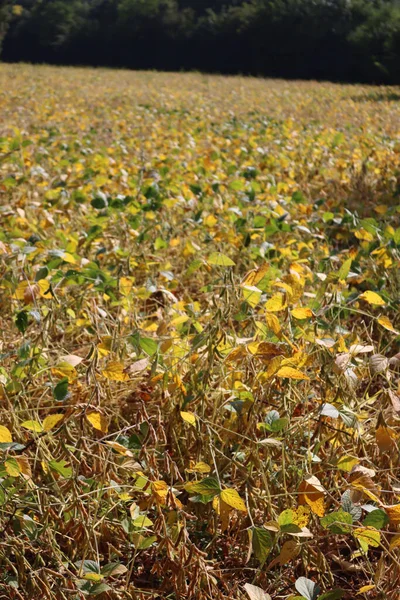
[2,1,400,83]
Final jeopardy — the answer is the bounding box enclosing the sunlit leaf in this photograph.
[0,425,12,443]
[220,488,247,512]
[21,420,43,433]
[291,307,313,319]
[102,361,129,382]
[353,527,381,550]
[86,412,108,434]
[207,252,235,267]
[359,291,386,306]
[276,366,309,380]
[180,411,197,427]
[377,315,399,334]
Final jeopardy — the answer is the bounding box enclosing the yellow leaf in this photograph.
[5,459,21,477]
[291,307,313,320]
[242,285,262,308]
[377,315,399,334]
[186,461,211,474]
[12,5,23,16]
[0,425,12,443]
[250,341,287,360]
[207,252,235,267]
[21,420,43,433]
[354,527,380,548]
[204,214,217,227]
[266,313,281,337]
[276,366,309,380]
[259,356,283,380]
[37,279,52,298]
[293,505,310,527]
[382,504,400,525]
[61,252,76,264]
[337,455,359,472]
[220,488,247,513]
[360,291,386,306]
[213,495,231,531]
[180,411,197,427]
[298,476,325,517]
[120,276,134,296]
[51,361,77,382]
[16,456,31,479]
[273,281,293,298]
[98,336,112,356]
[241,263,269,287]
[357,585,375,595]
[355,228,374,242]
[152,479,183,507]
[102,361,129,382]
[83,573,103,582]
[43,414,64,432]
[171,315,189,326]
[105,441,133,456]
[265,293,285,313]
[86,412,108,434]
[152,480,168,498]
[14,281,41,304]
[389,534,400,551]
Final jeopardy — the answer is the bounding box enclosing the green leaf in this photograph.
[207,252,235,267]
[320,511,352,534]
[337,258,352,281]
[251,527,273,563]
[139,337,158,356]
[87,582,112,596]
[362,509,388,529]
[91,197,108,209]
[35,266,49,281]
[185,477,221,496]
[133,516,153,528]
[264,410,288,432]
[186,259,203,276]
[53,378,70,402]
[187,493,217,504]
[229,179,245,191]
[48,459,72,478]
[278,509,302,533]
[15,311,28,333]
[76,560,100,575]
[137,535,157,549]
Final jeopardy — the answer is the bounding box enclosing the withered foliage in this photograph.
[0,65,400,600]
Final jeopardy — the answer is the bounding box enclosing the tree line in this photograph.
[1,0,400,83]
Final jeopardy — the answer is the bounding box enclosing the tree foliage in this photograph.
[3,0,400,82]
